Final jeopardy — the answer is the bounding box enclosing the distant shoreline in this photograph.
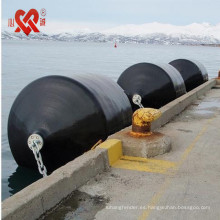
[200,44,220,47]
[2,38,220,48]
[2,30,220,47]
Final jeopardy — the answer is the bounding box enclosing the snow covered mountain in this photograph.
[2,22,220,46]
[102,22,220,39]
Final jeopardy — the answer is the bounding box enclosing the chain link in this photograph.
[132,94,144,108]
[30,140,47,177]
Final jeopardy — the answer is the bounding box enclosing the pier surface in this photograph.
[41,85,220,220]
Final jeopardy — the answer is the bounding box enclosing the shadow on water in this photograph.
[8,166,42,196]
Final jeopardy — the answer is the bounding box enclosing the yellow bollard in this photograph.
[130,108,161,137]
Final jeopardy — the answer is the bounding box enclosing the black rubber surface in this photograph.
[8,75,132,172]
[169,59,208,92]
[117,63,186,111]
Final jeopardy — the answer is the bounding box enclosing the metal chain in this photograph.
[132,94,144,108]
[30,140,47,177]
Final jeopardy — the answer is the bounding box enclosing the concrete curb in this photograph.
[2,147,110,220]
[151,79,216,130]
[98,139,123,166]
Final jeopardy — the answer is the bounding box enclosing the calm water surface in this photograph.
[2,40,220,200]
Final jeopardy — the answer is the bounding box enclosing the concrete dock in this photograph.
[2,79,220,220]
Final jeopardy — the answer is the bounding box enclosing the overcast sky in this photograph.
[2,0,220,31]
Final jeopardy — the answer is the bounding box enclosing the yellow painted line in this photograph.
[98,139,122,166]
[138,117,214,220]
[112,155,176,174]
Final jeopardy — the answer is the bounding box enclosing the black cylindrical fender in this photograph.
[117,62,186,111]
[8,75,132,172]
[169,59,208,92]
